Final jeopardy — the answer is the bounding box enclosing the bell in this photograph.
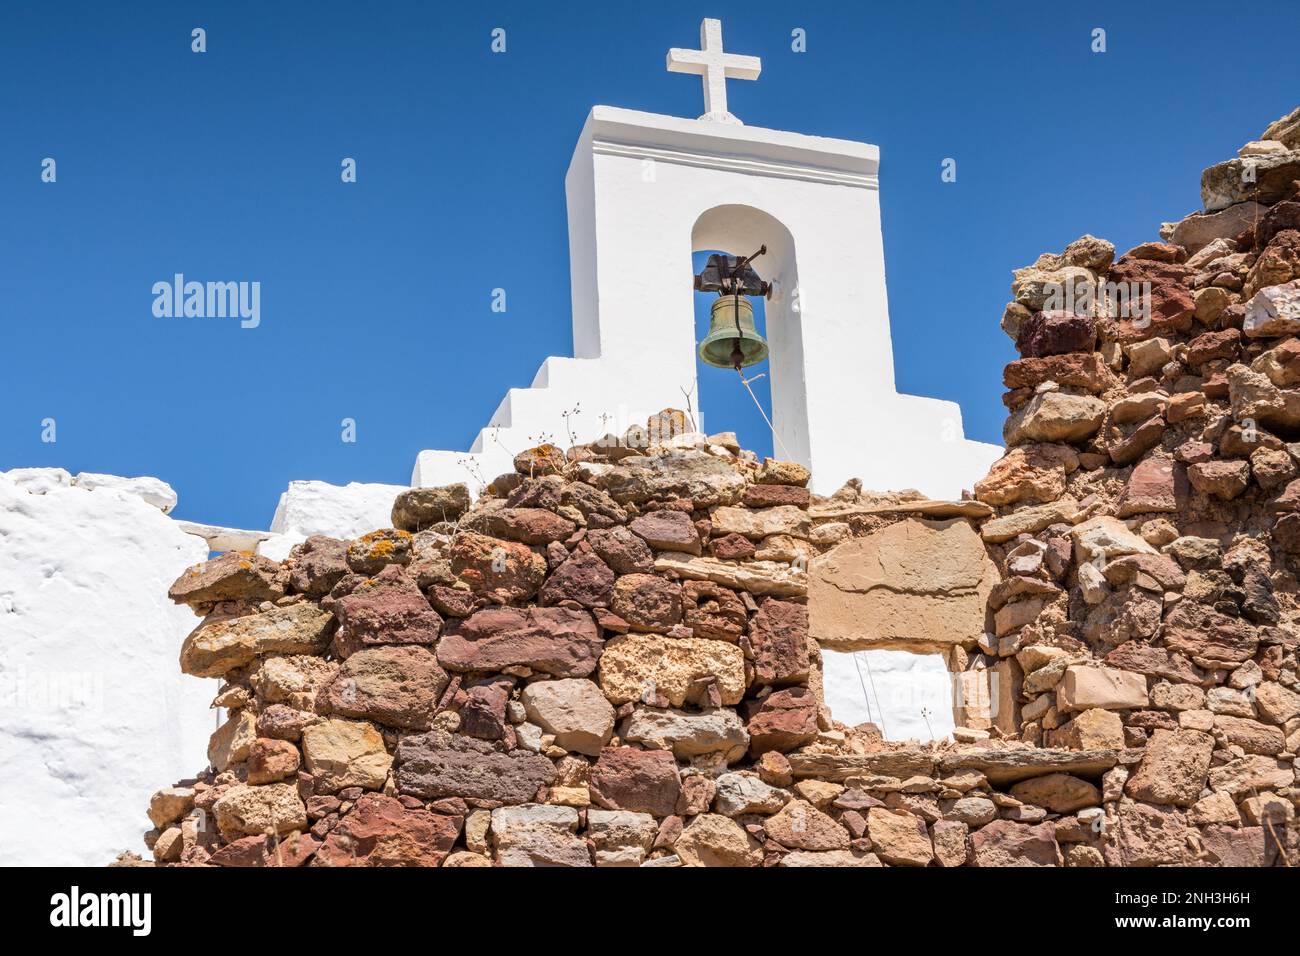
[698,294,769,369]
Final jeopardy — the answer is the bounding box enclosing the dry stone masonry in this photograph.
[134,109,1300,867]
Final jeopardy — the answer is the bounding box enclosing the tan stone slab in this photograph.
[937,748,1120,785]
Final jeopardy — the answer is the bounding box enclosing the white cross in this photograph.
[666,18,761,125]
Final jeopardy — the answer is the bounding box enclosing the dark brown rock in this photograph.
[395,730,556,804]
[611,573,683,631]
[629,510,702,555]
[1017,311,1097,358]
[333,587,443,658]
[682,580,748,642]
[288,536,350,597]
[538,547,615,608]
[437,606,603,677]
[710,532,757,561]
[742,484,811,508]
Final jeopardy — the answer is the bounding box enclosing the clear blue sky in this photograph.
[3,1,1298,530]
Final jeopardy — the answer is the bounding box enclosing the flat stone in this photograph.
[937,748,1118,786]
[623,707,749,763]
[1104,802,1187,866]
[748,597,810,685]
[438,606,603,677]
[395,730,556,804]
[810,518,997,650]
[629,510,702,554]
[596,451,746,506]
[169,551,283,607]
[653,553,807,598]
[180,602,335,679]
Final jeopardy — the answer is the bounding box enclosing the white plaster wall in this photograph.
[0,470,212,865]
[262,478,409,560]
[821,648,956,743]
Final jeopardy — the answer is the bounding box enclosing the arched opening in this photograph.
[690,205,808,466]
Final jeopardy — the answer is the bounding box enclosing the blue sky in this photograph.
[3,1,1298,531]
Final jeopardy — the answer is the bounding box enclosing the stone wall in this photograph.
[133,108,1300,868]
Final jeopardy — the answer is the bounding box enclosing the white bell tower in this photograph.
[413,19,1000,497]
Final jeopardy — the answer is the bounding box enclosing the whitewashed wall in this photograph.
[0,470,211,866]
[821,648,956,743]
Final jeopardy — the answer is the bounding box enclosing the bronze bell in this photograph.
[698,294,769,369]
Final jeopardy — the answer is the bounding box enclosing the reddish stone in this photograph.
[1186,328,1241,369]
[538,547,615,608]
[256,704,317,742]
[1165,391,1205,424]
[588,747,682,817]
[450,531,547,602]
[458,679,511,740]
[682,580,748,642]
[1116,457,1182,517]
[395,731,555,804]
[710,532,756,561]
[314,793,461,866]
[289,535,350,597]
[1003,352,1114,394]
[437,606,603,677]
[611,573,683,631]
[1122,241,1184,263]
[324,644,449,731]
[970,820,1060,867]
[247,737,301,785]
[268,832,320,867]
[742,484,811,508]
[1101,257,1195,342]
[1106,415,1165,466]
[586,526,654,574]
[471,507,577,545]
[1187,460,1250,500]
[1016,311,1097,358]
[1275,512,1300,553]
[1202,372,1230,399]
[747,598,810,686]
[747,687,819,756]
[1162,601,1259,664]
[427,585,476,618]
[209,834,272,867]
[629,510,702,555]
[334,587,443,658]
